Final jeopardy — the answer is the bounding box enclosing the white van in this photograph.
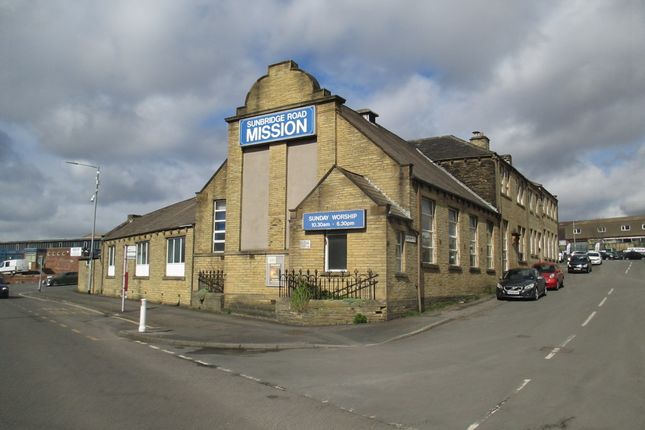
[0,259,30,275]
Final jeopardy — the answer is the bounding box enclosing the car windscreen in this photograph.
[570,256,587,263]
[534,265,555,273]
[503,269,533,281]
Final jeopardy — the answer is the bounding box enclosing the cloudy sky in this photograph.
[1,0,644,241]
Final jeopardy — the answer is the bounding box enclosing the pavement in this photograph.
[19,283,499,351]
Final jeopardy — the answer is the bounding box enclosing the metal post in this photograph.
[139,299,147,333]
[66,161,100,294]
[87,166,99,294]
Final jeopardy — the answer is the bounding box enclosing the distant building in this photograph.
[559,215,645,251]
[0,235,102,274]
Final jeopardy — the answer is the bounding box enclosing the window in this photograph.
[501,169,510,196]
[573,228,581,235]
[469,216,478,267]
[621,225,631,232]
[518,226,526,261]
[597,226,606,233]
[395,231,405,272]
[642,224,645,230]
[213,200,226,253]
[107,246,116,277]
[135,241,149,277]
[448,208,459,266]
[166,236,185,277]
[516,183,525,205]
[325,234,347,272]
[487,222,494,270]
[421,198,435,263]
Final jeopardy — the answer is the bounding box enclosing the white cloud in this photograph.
[0,0,644,241]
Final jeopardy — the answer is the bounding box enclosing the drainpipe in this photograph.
[416,182,424,313]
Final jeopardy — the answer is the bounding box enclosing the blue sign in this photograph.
[240,106,316,147]
[303,209,366,231]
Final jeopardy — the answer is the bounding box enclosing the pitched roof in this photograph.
[337,167,411,220]
[411,135,492,160]
[339,106,497,214]
[104,197,197,240]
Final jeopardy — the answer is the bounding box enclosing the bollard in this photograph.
[138,298,147,333]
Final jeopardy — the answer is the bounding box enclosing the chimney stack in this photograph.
[357,109,379,124]
[469,130,490,151]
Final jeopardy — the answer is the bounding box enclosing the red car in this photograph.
[533,262,564,290]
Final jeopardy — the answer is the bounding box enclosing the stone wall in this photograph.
[275,297,386,325]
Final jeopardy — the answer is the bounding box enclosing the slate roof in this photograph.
[411,135,492,160]
[103,197,197,240]
[337,167,411,220]
[339,106,497,214]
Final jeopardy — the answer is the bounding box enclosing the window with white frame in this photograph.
[396,231,405,272]
[421,198,435,264]
[621,224,631,231]
[517,183,525,206]
[573,228,581,235]
[469,215,478,267]
[501,169,511,197]
[642,224,645,230]
[325,234,347,272]
[107,245,116,277]
[448,208,459,266]
[213,199,226,253]
[166,236,185,277]
[486,222,494,270]
[135,241,149,277]
[597,226,606,233]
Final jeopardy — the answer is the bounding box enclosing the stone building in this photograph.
[87,60,559,323]
[412,134,559,271]
[559,215,645,251]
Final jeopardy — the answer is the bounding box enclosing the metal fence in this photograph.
[279,269,378,300]
[198,270,225,293]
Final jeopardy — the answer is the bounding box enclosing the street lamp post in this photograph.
[66,161,100,294]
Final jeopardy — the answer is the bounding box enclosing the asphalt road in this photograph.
[0,285,392,430]
[1,260,643,429]
[163,260,645,430]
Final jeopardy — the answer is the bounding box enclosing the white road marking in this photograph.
[582,311,597,327]
[626,263,632,274]
[546,334,577,359]
[71,329,81,334]
[608,288,614,295]
[467,379,531,430]
[598,297,607,307]
[149,345,160,350]
[162,349,176,355]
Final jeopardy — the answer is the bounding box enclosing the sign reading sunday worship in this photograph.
[239,106,316,147]
[303,209,366,231]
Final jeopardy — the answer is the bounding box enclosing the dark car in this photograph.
[568,255,592,273]
[0,280,8,298]
[497,268,547,300]
[47,272,78,286]
[533,261,564,290]
[623,251,644,260]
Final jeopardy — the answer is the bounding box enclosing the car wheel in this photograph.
[533,287,539,301]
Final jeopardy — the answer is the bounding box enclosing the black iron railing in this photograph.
[198,270,225,293]
[279,269,378,300]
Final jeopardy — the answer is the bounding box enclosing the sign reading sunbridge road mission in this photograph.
[303,209,366,231]
[240,106,316,146]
